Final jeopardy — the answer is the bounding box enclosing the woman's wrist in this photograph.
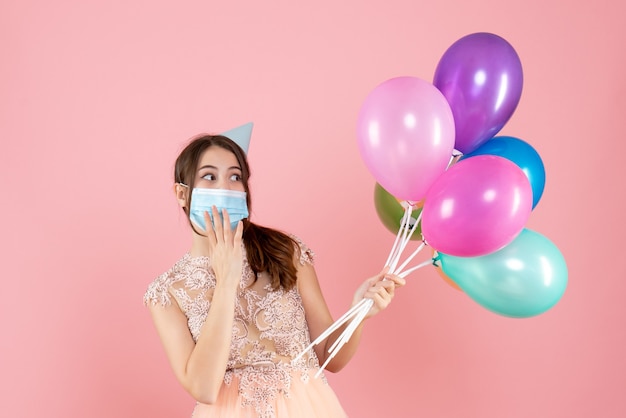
[213,280,239,297]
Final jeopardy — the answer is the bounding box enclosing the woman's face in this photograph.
[194,145,245,192]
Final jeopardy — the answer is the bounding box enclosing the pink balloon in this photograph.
[421,155,532,257]
[356,76,455,201]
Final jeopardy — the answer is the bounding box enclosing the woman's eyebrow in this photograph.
[198,165,217,171]
[197,165,241,171]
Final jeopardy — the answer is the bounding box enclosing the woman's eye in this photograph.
[202,174,216,181]
[230,174,242,181]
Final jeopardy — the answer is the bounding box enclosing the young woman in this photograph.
[144,132,404,417]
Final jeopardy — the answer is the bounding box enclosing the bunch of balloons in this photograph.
[296,33,568,374]
[360,32,567,319]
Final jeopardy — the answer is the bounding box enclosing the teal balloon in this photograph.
[437,228,567,318]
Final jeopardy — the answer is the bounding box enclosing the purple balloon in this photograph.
[421,155,532,257]
[356,76,455,201]
[434,33,523,154]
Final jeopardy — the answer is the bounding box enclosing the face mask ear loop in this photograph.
[176,183,191,219]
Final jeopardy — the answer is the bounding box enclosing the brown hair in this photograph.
[174,134,300,291]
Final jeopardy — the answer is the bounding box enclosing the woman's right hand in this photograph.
[202,206,244,290]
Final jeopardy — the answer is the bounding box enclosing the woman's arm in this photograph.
[297,262,405,373]
[148,283,237,404]
[148,208,243,404]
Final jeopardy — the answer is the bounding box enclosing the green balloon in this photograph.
[374,183,422,240]
[437,228,568,318]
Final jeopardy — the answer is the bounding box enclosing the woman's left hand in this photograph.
[352,267,406,319]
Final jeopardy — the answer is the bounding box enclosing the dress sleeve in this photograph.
[290,234,315,266]
[143,271,174,307]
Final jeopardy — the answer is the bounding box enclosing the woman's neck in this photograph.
[189,232,211,258]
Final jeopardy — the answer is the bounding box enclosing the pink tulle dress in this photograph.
[144,239,347,418]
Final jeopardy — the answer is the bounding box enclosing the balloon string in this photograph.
[315,299,372,379]
[447,152,462,169]
[293,298,370,363]
[327,299,372,355]
[388,205,418,272]
[297,202,429,377]
[390,210,423,274]
[392,203,415,266]
[385,204,412,267]
[395,241,426,275]
[398,259,432,279]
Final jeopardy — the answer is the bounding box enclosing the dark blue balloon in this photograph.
[461,136,546,209]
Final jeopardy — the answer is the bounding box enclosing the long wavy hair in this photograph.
[174,134,299,291]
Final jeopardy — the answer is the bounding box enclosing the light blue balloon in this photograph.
[461,136,546,209]
[435,228,567,318]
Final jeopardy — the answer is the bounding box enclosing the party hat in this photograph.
[221,122,253,154]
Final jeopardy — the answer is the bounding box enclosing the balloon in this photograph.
[421,155,532,257]
[437,228,568,318]
[357,76,456,201]
[434,32,523,154]
[431,249,461,291]
[461,136,546,209]
[436,267,462,291]
[374,183,422,241]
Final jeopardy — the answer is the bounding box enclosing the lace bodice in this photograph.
[144,238,324,417]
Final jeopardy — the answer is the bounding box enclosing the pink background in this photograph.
[2,1,624,417]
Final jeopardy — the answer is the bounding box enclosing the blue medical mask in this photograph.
[189,188,249,230]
